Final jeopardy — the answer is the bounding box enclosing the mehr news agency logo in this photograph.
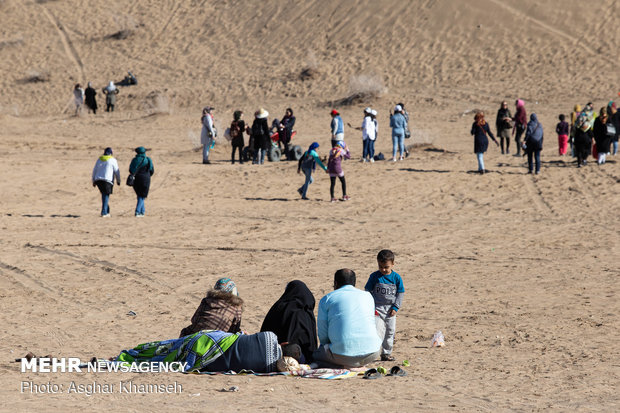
[20,357,184,395]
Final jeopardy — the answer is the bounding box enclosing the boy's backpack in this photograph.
[230,120,241,139]
[300,151,314,170]
[576,112,590,132]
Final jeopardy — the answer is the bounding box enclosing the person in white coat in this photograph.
[73,83,85,116]
[361,107,376,162]
[92,147,121,217]
[201,106,216,164]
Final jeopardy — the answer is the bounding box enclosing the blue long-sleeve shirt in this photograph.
[390,113,407,137]
[317,285,381,357]
[365,270,405,312]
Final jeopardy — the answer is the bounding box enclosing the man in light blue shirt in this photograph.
[312,269,381,368]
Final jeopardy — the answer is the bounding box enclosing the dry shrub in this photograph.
[141,91,171,115]
[299,50,319,80]
[105,14,137,40]
[328,74,386,106]
[299,67,318,81]
[18,69,50,84]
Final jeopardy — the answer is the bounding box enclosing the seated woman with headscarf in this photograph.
[179,278,243,337]
[260,280,318,363]
[116,330,284,373]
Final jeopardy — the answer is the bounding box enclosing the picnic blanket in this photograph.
[81,360,361,379]
[197,368,362,380]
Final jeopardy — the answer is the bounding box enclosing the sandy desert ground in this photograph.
[0,0,619,411]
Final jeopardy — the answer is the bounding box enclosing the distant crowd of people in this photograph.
[115,249,405,373]
[471,98,619,175]
[73,72,137,115]
[89,95,618,214]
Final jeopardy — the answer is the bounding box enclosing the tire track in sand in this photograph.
[39,6,85,80]
[521,175,552,215]
[0,260,56,295]
[26,243,173,290]
[486,0,617,66]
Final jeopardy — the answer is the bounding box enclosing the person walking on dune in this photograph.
[592,108,611,165]
[496,101,513,154]
[524,113,544,174]
[251,108,270,165]
[84,82,98,115]
[102,81,119,112]
[360,107,375,162]
[327,141,351,202]
[512,99,527,156]
[230,110,245,164]
[201,106,216,164]
[556,114,569,156]
[390,105,407,161]
[330,109,344,148]
[73,83,85,116]
[297,142,327,200]
[92,147,120,217]
[471,111,499,174]
[129,146,154,217]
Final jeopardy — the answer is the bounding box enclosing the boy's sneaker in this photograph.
[380,354,395,361]
[330,198,338,203]
[370,158,375,163]
[297,188,303,196]
[101,214,110,218]
[341,195,350,201]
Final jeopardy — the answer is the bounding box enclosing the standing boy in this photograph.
[364,249,405,361]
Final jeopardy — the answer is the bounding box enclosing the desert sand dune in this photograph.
[1,0,619,411]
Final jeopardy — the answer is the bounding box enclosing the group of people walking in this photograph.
[473,97,619,175]
[91,147,154,217]
[115,249,405,373]
[73,81,120,115]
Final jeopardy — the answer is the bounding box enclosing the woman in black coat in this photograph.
[252,108,270,164]
[592,109,611,165]
[279,108,296,158]
[470,111,499,174]
[260,280,318,363]
[129,146,154,217]
[84,82,98,114]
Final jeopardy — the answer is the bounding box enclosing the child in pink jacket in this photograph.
[327,141,351,202]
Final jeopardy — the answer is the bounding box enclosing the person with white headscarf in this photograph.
[73,83,85,116]
[200,106,216,164]
[102,81,119,112]
[390,105,407,161]
[360,107,375,162]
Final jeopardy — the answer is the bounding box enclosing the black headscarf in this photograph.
[260,280,318,362]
